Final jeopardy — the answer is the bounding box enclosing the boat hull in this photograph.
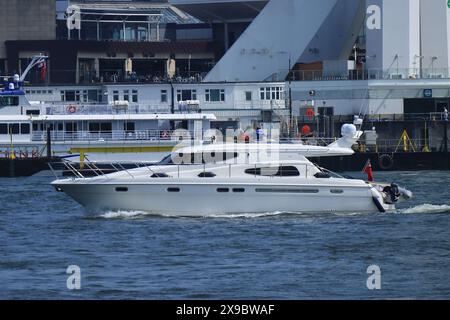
[54,182,393,216]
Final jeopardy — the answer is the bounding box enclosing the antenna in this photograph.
[19,55,48,82]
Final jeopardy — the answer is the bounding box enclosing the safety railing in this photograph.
[280,68,450,82]
[48,160,317,181]
[31,130,204,143]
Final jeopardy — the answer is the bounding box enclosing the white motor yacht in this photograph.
[51,124,413,216]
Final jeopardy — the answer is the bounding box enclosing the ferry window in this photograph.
[124,122,135,133]
[66,123,77,132]
[0,124,7,134]
[61,90,80,102]
[123,90,129,102]
[132,90,138,103]
[89,122,100,132]
[167,187,180,193]
[57,123,64,131]
[100,122,112,133]
[0,96,19,106]
[87,90,98,103]
[233,188,245,193]
[26,110,40,116]
[9,123,19,134]
[161,90,167,103]
[205,89,225,102]
[217,188,229,193]
[260,88,265,100]
[245,91,252,101]
[20,123,30,134]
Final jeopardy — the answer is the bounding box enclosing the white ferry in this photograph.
[0,57,216,164]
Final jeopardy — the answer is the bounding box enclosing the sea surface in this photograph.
[1,171,450,300]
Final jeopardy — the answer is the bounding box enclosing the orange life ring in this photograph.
[67,105,77,114]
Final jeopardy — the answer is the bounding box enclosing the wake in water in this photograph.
[399,204,450,214]
[90,204,450,220]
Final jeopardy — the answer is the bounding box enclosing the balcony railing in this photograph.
[274,68,450,82]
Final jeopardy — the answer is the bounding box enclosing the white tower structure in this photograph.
[365,0,421,79]
[420,0,450,79]
[204,0,364,82]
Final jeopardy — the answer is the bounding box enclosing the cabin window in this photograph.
[9,123,19,134]
[124,122,135,133]
[66,123,77,132]
[245,91,252,101]
[198,172,216,178]
[330,189,344,194]
[217,188,229,193]
[233,188,245,193]
[115,187,128,192]
[132,90,138,103]
[151,173,169,178]
[167,187,180,193]
[32,123,44,131]
[89,123,100,132]
[0,124,7,134]
[57,123,64,131]
[0,96,19,106]
[20,123,30,134]
[245,166,300,177]
[255,188,319,194]
[100,123,112,133]
[314,172,331,179]
[61,90,80,102]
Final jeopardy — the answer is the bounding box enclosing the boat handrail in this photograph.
[48,161,317,181]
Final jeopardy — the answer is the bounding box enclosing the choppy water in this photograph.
[1,171,450,299]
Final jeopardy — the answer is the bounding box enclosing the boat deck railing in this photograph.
[48,160,316,181]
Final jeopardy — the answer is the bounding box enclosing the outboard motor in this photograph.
[383,183,401,204]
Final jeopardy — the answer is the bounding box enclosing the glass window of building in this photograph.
[113,91,119,101]
[260,87,285,101]
[245,91,252,101]
[177,90,197,101]
[123,90,130,102]
[132,90,138,103]
[205,89,225,102]
[161,90,168,103]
